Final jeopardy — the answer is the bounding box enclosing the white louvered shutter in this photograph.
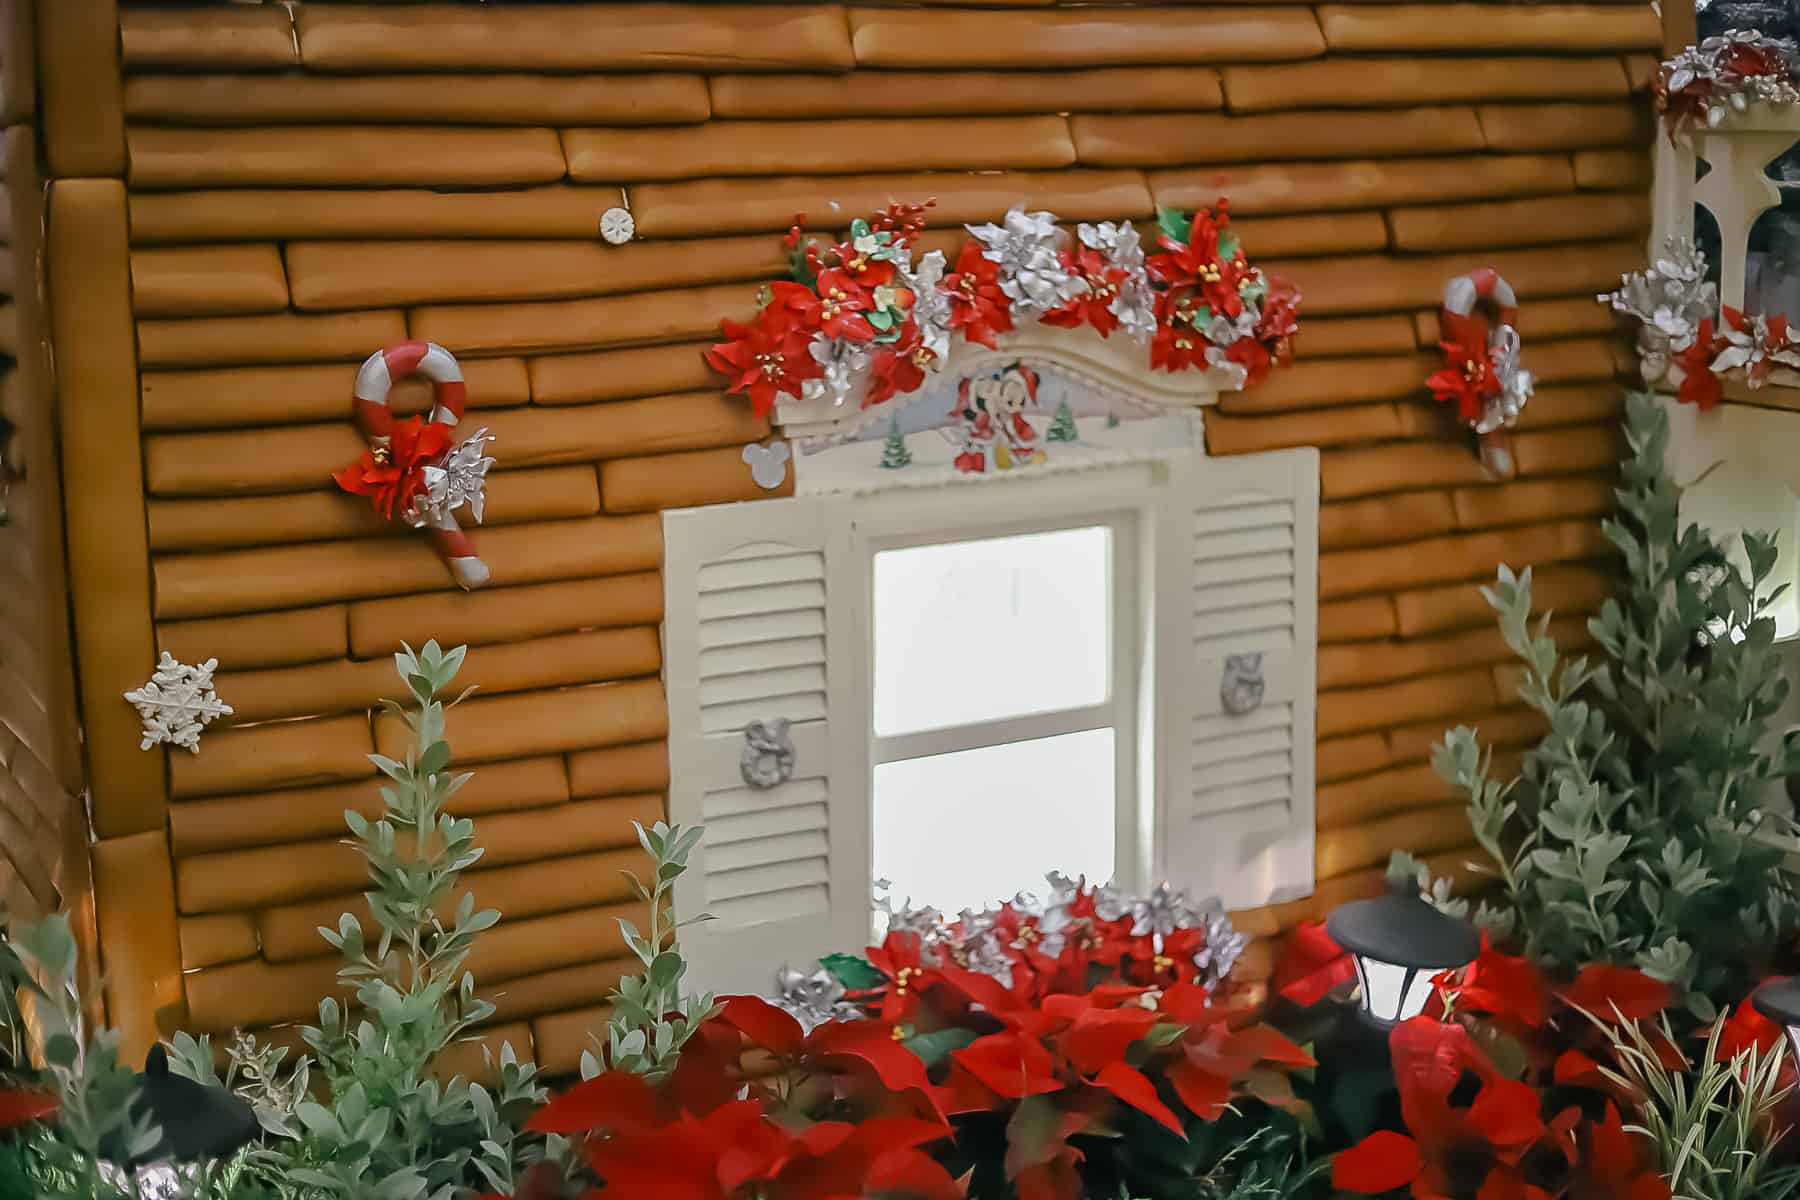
[1157,447,1320,910]
[662,497,868,996]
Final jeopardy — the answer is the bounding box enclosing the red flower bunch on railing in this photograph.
[1656,31,1800,137]
[706,201,1298,419]
[1145,203,1299,387]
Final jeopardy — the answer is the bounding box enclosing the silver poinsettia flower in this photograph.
[1075,221,1157,342]
[408,427,494,528]
[773,964,858,1034]
[1477,326,1533,435]
[903,249,954,363]
[800,337,870,407]
[1190,901,1251,994]
[1206,307,1260,347]
[970,208,1084,317]
[1204,346,1251,389]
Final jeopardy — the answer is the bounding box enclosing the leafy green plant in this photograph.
[1595,1013,1800,1200]
[1436,392,1800,1014]
[0,915,157,1187]
[258,641,546,1199]
[580,821,719,1082]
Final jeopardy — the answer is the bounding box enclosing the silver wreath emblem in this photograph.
[741,718,796,789]
[1220,654,1265,716]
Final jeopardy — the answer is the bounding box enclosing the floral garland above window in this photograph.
[706,199,1300,418]
[1656,30,1800,134]
[1600,238,1800,409]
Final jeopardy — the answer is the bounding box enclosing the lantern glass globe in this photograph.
[1325,877,1480,1026]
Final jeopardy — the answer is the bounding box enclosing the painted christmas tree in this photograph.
[879,418,912,469]
[1046,399,1078,442]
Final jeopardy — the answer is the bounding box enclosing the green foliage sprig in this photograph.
[266,641,546,1200]
[581,821,719,1082]
[1436,393,1800,1014]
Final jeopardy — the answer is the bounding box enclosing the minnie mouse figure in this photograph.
[947,362,1045,473]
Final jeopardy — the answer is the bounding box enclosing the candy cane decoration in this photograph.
[333,341,494,590]
[1431,269,1534,480]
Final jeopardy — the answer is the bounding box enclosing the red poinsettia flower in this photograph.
[1224,336,1275,389]
[1441,935,1549,1032]
[332,415,453,522]
[1571,1103,1672,1200]
[1041,246,1127,338]
[1557,964,1673,1024]
[829,241,899,290]
[1674,318,1725,411]
[717,994,940,1112]
[1717,993,1787,1059]
[1256,277,1302,362]
[1428,338,1498,425]
[943,240,1013,350]
[1273,920,1356,1007]
[865,931,935,1024]
[1150,291,1210,373]
[1147,204,1253,322]
[812,268,878,342]
[0,1088,57,1131]
[1336,1016,1553,1200]
[706,304,825,418]
[866,322,935,409]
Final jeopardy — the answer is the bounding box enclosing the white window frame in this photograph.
[850,468,1157,899]
[662,348,1320,995]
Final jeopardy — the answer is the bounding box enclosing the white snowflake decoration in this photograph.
[124,653,232,753]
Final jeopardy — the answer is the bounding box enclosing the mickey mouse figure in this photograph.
[948,362,1046,473]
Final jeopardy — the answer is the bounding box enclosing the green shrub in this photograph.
[1436,393,1800,1016]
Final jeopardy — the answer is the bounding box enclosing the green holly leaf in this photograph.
[902,1027,979,1069]
[820,952,886,989]
[1215,229,1241,261]
[1156,207,1191,244]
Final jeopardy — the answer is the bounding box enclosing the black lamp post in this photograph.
[101,1045,260,1198]
[1326,876,1480,1026]
[1752,977,1800,1063]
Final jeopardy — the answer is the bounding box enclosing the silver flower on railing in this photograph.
[1076,221,1158,341]
[1096,880,1203,939]
[902,249,954,363]
[970,208,1084,317]
[407,428,493,528]
[1477,326,1534,435]
[1203,346,1251,390]
[1191,898,1251,992]
[1600,238,1718,386]
[773,965,859,1034]
[800,337,870,407]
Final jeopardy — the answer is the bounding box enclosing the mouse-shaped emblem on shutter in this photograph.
[741,718,797,789]
[1220,653,1265,716]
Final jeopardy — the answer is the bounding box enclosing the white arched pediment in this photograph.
[772,324,1234,495]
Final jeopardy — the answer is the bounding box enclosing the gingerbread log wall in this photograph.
[0,1,89,951]
[43,0,1659,1066]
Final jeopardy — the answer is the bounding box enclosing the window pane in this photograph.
[872,729,1116,916]
[873,526,1110,736]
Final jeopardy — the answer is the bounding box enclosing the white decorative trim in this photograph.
[794,410,1205,497]
[775,324,1226,445]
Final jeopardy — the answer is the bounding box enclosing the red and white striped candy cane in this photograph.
[353,341,491,590]
[1438,269,1529,481]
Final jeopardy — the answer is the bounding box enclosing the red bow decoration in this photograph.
[332,416,453,522]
